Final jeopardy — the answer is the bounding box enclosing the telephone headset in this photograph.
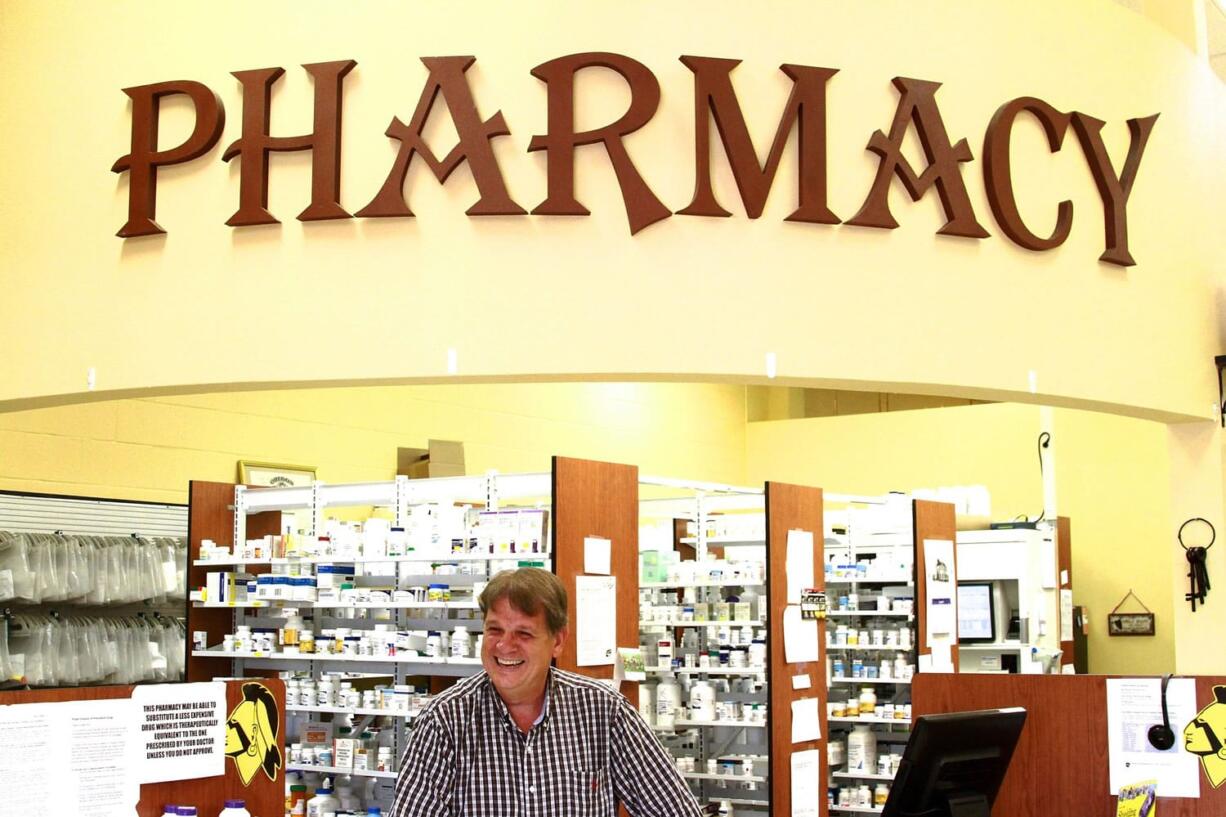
[1147,673,1176,751]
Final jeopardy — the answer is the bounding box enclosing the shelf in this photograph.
[193,649,483,672]
[680,771,767,783]
[287,704,419,719]
[678,536,765,545]
[828,716,911,726]
[286,762,398,780]
[827,611,913,618]
[644,620,765,628]
[640,580,764,589]
[825,577,912,585]
[194,553,552,566]
[829,677,911,685]
[646,666,765,676]
[654,719,766,730]
[833,771,897,782]
[194,600,480,610]
[829,806,884,815]
[827,644,911,652]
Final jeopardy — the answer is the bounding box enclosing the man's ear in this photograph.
[551,627,569,658]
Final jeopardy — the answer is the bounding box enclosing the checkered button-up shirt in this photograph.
[390,668,703,817]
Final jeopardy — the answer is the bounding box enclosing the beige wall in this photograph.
[0,0,1223,422]
[0,383,748,504]
[745,403,1178,674]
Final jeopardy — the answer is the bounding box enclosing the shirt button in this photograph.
[528,785,535,794]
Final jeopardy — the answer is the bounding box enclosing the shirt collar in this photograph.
[485,667,559,733]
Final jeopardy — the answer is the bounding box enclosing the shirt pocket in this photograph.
[568,768,613,817]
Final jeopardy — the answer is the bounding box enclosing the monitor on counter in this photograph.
[881,707,1027,817]
[956,582,995,644]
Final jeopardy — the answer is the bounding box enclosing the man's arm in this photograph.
[609,696,705,817]
[389,710,458,817]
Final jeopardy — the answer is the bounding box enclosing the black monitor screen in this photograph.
[881,707,1027,817]
[957,582,995,644]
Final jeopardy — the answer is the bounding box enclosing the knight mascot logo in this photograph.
[1184,685,1226,789]
[225,682,283,785]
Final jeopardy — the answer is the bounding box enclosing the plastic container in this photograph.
[177,809,198,817]
[639,682,656,726]
[858,687,877,715]
[218,800,251,817]
[688,680,716,721]
[847,724,878,773]
[451,626,472,658]
[655,674,682,729]
[306,784,340,817]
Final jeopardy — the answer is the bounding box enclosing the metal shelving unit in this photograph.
[192,473,553,811]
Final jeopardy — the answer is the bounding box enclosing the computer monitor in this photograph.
[881,707,1027,817]
[957,582,996,644]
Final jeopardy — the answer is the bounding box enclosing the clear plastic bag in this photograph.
[0,532,34,602]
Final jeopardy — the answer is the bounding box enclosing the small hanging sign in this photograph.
[800,589,826,620]
[1107,590,1155,637]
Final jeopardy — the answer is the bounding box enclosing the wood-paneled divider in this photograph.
[912,499,959,671]
[1056,516,1075,670]
[0,679,285,817]
[551,456,639,707]
[186,480,278,682]
[913,673,1226,817]
[766,481,826,817]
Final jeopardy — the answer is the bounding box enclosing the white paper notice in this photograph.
[929,641,954,673]
[1060,568,1070,586]
[783,604,819,663]
[132,681,226,783]
[583,536,612,575]
[790,749,821,817]
[791,674,812,690]
[575,575,617,666]
[791,697,821,743]
[786,529,815,604]
[2,698,140,817]
[923,539,957,639]
[1041,539,1058,589]
[1060,589,1074,642]
[1106,677,1200,797]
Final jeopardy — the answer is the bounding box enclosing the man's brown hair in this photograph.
[478,567,569,634]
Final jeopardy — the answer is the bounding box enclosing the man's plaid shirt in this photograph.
[390,668,704,817]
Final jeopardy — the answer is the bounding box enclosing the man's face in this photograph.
[481,597,566,705]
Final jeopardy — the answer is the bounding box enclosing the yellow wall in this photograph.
[0,383,748,504]
[0,0,1223,421]
[746,403,1176,674]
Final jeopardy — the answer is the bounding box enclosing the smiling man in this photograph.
[390,567,703,817]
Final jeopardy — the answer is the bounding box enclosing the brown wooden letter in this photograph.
[222,59,357,227]
[848,77,989,239]
[1070,112,1159,267]
[528,52,671,235]
[111,81,225,237]
[678,56,839,224]
[358,56,524,218]
[983,97,1074,252]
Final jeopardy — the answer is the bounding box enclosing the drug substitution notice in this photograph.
[0,698,140,817]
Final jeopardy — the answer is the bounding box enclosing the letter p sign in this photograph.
[112,81,225,237]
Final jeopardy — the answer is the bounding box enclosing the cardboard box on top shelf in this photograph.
[398,439,466,479]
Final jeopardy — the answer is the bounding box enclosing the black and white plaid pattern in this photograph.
[390,668,704,817]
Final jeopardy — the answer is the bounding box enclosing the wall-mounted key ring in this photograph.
[1179,518,1214,612]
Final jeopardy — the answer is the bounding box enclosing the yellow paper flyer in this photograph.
[1115,780,1156,817]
